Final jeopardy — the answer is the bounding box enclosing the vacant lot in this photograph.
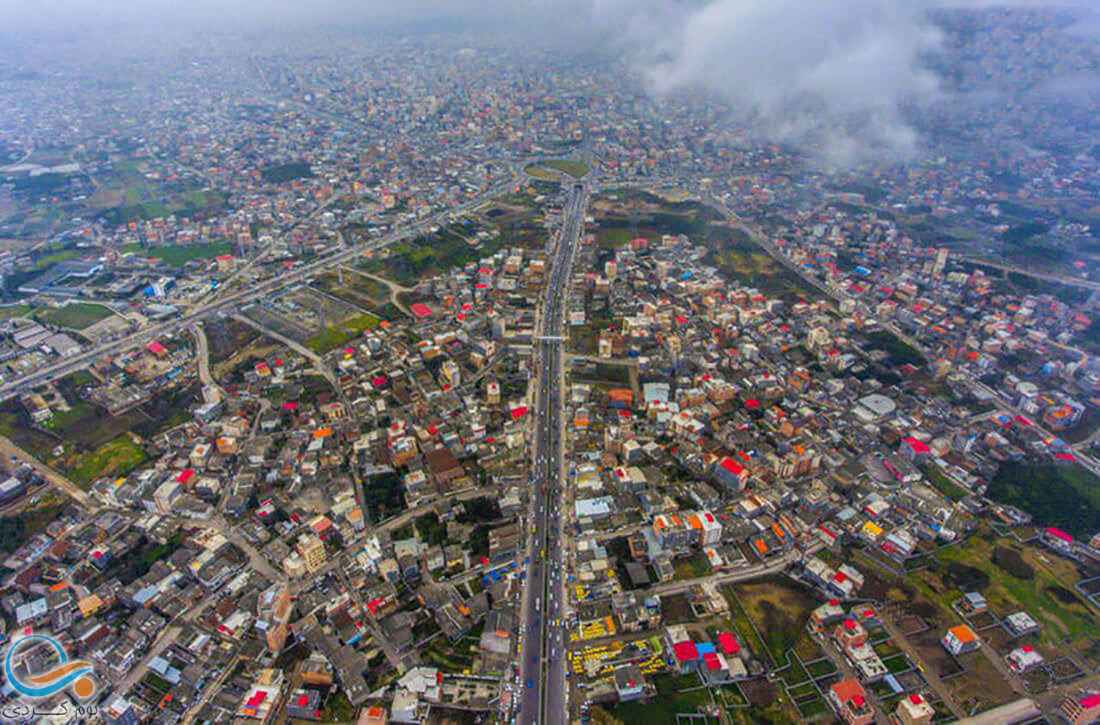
[935,535,1100,648]
[945,649,1017,714]
[0,304,31,319]
[204,317,263,367]
[34,302,114,330]
[986,462,1100,538]
[608,673,712,724]
[261,161,314,183]
[593,189,815,301]
[304,313,382,353]
[542,159,590,178]
[360,219,527,286]
[673,551,711,580]
[0,496,68,553]
[66,435,148,487]
[731,576,820,667]
[312,270,390,312]
[122,241,232,267]
[861,329,926,367]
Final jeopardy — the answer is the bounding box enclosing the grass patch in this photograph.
[920,463,969,500]
[883,653,911,674]
[673,551,712,580]
[0,498,67,553]
[987,462,1100,538]
[321,691,356,722]
[595,227,638,249]
[523,164,559,182]
[34,302,113,330]
[122,242,233,267]
[862,329,925,366]
[43,401,96,433]
[723,587,770,665]
[731,576,819,667]
[935,536,1100,646]
[610,674,710,723]
[805,658,836,679]
[0,304,32,319]
[541,159,590,178]
[304,313,381,353]
[261,161,314,183]
[65,435,147,486]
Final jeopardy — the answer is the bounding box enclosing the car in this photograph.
[526,678,533,689]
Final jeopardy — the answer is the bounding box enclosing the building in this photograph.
[613,664,646,702]
[102,695,140,725]
[714,456,750,490]
[1005,645,1044,672]
[287,689,323,720]
[957,591,987,616]
[828,679,874,725]
[390,690,419,724]
[296,534,327,573]
[1003,611,1040,638]
[359,706,388,724]
[942,624,979,656]
[893,693,935,725]
[237,669,283,723]
[1062,693,1100,725]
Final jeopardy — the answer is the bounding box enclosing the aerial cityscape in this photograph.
[1,2,1100,724]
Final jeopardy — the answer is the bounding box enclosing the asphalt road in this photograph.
[0,175,516,401]
[517,182,587,725]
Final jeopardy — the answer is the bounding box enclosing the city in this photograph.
[0,3,1099,725]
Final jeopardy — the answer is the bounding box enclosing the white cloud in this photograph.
[593,0,943,164]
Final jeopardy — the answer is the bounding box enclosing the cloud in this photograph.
[589,0,943,164]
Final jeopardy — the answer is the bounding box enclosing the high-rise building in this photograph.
[933,247,948,277]
[296,534,327,573]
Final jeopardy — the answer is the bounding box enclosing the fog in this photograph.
[0,0,1094,164]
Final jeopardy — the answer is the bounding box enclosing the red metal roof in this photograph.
[672,641,699,661]
[717,632,740,655]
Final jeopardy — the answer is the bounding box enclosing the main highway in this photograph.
[0,173,518,400]
[517,180,587,724]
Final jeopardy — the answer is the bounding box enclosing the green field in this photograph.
[595,227,637,249]
[43,401,97,433]
[542,159,590,178]
[261,161,314,183]
[361,217,539,286]
[0,304,32,319]
[0,497,67,553]
[608,674,711,724]
[935,536,1100,647]
[523,164,559,182]
[122,242,232,267]
[673,551,712,580]
[34,302,114,330]
[66,435,148,487]
[304,313,382,353]
[986,462,1100,538]
[731,576,819,667]
[862,329,926,366]
[920,463,970,500]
